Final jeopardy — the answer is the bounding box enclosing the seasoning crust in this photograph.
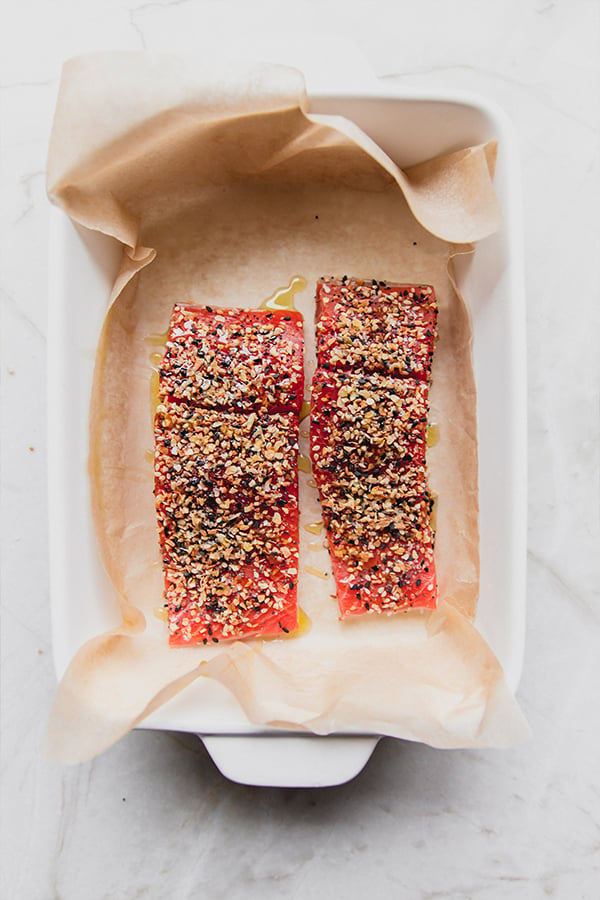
[154,304,302,645]
[311,276,438,616]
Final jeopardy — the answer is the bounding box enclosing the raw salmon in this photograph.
[311,277,437,617]
[154,304,303,644]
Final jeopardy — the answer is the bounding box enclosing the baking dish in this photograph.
[47,82,526,787]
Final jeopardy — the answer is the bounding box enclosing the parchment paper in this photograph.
[46,52,528,762]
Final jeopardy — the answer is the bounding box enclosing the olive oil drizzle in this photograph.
[298,454,312,473]
[147,336,168,419]
[262,607,312,640]
[304,565,329,579]
[427,423,440,447]
[259,275,307,311]
[304,520,324,536]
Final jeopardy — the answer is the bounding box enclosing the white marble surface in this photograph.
[1,1,599,898]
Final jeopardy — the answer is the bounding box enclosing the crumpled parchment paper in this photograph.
[46,52,528,762]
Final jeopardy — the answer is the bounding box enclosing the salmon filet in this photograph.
[154,304,303,645]
[311,277,437,617]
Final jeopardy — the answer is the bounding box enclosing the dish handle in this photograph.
[199,734,380,788]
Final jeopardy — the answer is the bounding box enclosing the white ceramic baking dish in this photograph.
[48,82,526,787]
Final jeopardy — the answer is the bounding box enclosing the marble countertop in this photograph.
[1,1,599,898]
